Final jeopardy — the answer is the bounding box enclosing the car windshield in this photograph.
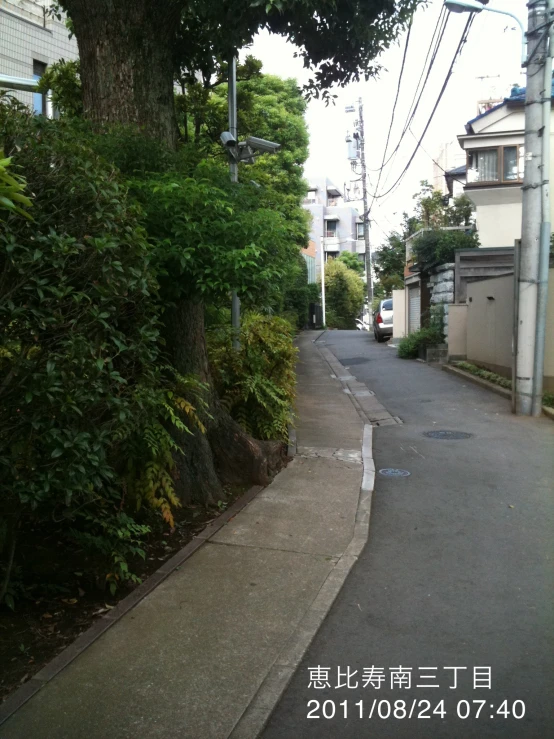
[382,299,393,311]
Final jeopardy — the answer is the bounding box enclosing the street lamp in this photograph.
[444,0,552,416]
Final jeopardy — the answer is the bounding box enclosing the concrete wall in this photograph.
[472,200,523,248]
[466,269,554,391]
[447,304,467,360]
[467,275,514,378]
[392,289,406,339]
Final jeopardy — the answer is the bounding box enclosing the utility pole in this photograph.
[357,98,373,309]
[532,0,553,415]
[320,237,326,327]
[228,55,240,350]
[516,0,550,414]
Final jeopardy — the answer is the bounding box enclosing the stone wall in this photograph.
[427,263,455,338]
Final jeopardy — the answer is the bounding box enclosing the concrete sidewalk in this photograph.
[0,333,372,739]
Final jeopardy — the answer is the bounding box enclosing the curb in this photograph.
[287,426,297,457]
[229,422,374,739]
[0,483,265,727]
[442,365,554,420]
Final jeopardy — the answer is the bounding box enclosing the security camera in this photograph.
[220,131,237,147]
[245,136,281,154]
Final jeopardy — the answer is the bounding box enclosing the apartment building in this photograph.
[302,176,365,275]
[0,0,77,112]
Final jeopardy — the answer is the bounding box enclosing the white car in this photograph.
[373,298,393,342]
[355,318,370,331]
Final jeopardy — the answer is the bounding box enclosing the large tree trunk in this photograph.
[64,0,181,148]
[63,0,285,504]
[167,300,285,505]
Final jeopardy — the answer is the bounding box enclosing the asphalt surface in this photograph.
[263,330,554,739]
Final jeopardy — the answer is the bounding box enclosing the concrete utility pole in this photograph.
[228,55,240,350]
[320,237,327,327]
[357,98,374,308]
[516,0,550,415]
[532,0,553,415]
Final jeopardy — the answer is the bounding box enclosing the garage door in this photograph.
[408,286,421,334]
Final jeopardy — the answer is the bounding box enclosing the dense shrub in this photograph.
[397,327,444,359]
[0,98,203,603]
[0,151,32,220]
[281,251,311,329]
[323,260,365,329]
[207,313,296,440]
[412,229,479,268]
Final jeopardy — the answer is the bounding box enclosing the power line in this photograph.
[371,5,449,177]
[410,128,467,188]
[365,17,413,224]
[368,15,474,207]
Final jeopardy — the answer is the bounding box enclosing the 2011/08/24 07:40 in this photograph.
[307,699,526,720]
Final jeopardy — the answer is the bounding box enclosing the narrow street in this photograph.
[263,330,554,739]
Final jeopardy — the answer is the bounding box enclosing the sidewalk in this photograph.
[0,333,372,739]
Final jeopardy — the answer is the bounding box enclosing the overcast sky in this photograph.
[247,0,526,245]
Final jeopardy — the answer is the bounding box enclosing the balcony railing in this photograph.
[325,230,337,238]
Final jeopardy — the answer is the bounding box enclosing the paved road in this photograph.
[263,331,554,739]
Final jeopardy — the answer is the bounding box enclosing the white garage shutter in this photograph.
[408,286,421,334]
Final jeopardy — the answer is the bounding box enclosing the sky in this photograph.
[246,0,526,245]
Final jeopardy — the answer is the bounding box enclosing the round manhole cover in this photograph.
[379,468,411,477]
[423,430,473,440]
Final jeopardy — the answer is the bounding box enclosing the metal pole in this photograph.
[358,97,373,313]
[516,0,548,414]
[228,55,240,350]
[320,237,326,327]
[512,239,521,414]
[532,0,553,416]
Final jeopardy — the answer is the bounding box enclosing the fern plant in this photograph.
[119,368,209,530]
[208,313,296,441]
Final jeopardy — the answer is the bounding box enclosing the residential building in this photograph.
[432,140,466,196]
[302,176,365,274]
[0,0,78,113]
[456,83,554,248]
[301,239,317,284]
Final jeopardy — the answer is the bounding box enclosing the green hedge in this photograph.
[397,327,444,359]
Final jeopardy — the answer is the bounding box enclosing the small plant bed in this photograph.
[397,327,444,359]
[452,362,554,409]
[0,485,249,704]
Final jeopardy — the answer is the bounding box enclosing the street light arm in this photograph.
[444,1,527,65]
[484,7,526,65]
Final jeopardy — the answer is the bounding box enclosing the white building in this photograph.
[0,0,77,113]
[303,176,365,273]
[456,84,544,248]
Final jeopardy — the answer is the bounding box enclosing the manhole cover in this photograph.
[340,357,367,366]
[379,468,411,477]
[423,430,473,440]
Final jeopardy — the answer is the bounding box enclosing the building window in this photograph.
[356,222,364,239]
[33,60,47,115]
[327,197,339,207]
[467,145,523,184]
[325,220,337,238]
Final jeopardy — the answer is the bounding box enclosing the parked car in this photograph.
[373,298,393,342]
[355,318,370,331]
